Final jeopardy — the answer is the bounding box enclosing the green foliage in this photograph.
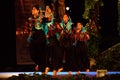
[83,0,104,19]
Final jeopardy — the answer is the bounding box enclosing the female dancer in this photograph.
[27,4,48,75]
[73,22,90,74]
[59,13,75,74]
[45,6,63,75]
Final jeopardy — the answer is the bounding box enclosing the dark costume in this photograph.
[74,27,90,71]
[59,17,75,71]
[46,20,63,71]
[28,16,48,72]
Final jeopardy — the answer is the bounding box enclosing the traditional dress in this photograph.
[74,26,90,71]
[59,17,75,71]
[28,15,48,72]
[46,19,63,71]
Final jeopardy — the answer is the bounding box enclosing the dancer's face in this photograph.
[77,22,82,30]
[63,14,69,23]
[32,7,39,16]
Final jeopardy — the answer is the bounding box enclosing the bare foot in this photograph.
[68,71,72,75]
[53,70,57,76]
[76,71,80,75]
[35,65,39,71]
[45,67,50,74]
[57,67,63,73]
[86,69,90,72]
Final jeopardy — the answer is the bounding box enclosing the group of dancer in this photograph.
[27,4,90,76]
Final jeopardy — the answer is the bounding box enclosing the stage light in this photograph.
[66,7,70,11]
[96,70,107,77]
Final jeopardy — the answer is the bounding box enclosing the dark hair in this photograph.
[33,4,40,10]
[63,13,69,17]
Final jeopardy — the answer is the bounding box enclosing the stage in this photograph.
[0,71,120,78]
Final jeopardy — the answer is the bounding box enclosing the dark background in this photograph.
[0,0,120,71]
[1,0,16,69]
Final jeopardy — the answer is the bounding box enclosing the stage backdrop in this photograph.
[16,34,35,65]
